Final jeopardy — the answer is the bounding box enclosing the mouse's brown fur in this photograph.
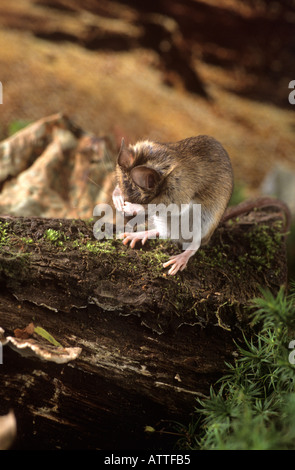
[114,135,234,274]
[116,135,233,244]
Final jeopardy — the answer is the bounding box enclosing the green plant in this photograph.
[8,119,31,136]
[0,221,10,246]
[181,284,295,450]
[228,181,246,206]
[44,228,68,247]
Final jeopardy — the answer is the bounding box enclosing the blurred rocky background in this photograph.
[0,0,294,220]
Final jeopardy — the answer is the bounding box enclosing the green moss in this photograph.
[0,221,10,246]
[198,222,283,278]
[0,251,31,278]
[0,222,33,277]
[44,228,69,246]
[72,235,123,256]
[83,240,116,255]
[140,247,169,271]
[245,222,283,270]
[20,237,34,245]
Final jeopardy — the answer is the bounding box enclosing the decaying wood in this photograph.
[0,113,117,219]
[0,113,83,183]
[0,202,289,449]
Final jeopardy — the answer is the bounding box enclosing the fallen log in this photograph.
[0,200,289,449]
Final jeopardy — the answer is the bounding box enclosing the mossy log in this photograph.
[0,202,289,449]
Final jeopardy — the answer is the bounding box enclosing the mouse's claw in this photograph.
[163,250,194,275]
[119,229,159,248]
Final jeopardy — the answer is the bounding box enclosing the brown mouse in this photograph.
[113,135,234,275]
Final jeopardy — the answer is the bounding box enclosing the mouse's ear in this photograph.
[130,166,160,190]
[117,138,135,168]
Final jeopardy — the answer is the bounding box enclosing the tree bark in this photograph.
[0,203,289,449]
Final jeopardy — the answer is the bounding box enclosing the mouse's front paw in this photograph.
[112,186,124,212]
[163,251,191,276]
[119,230,150,248]
[118,229,158,248]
